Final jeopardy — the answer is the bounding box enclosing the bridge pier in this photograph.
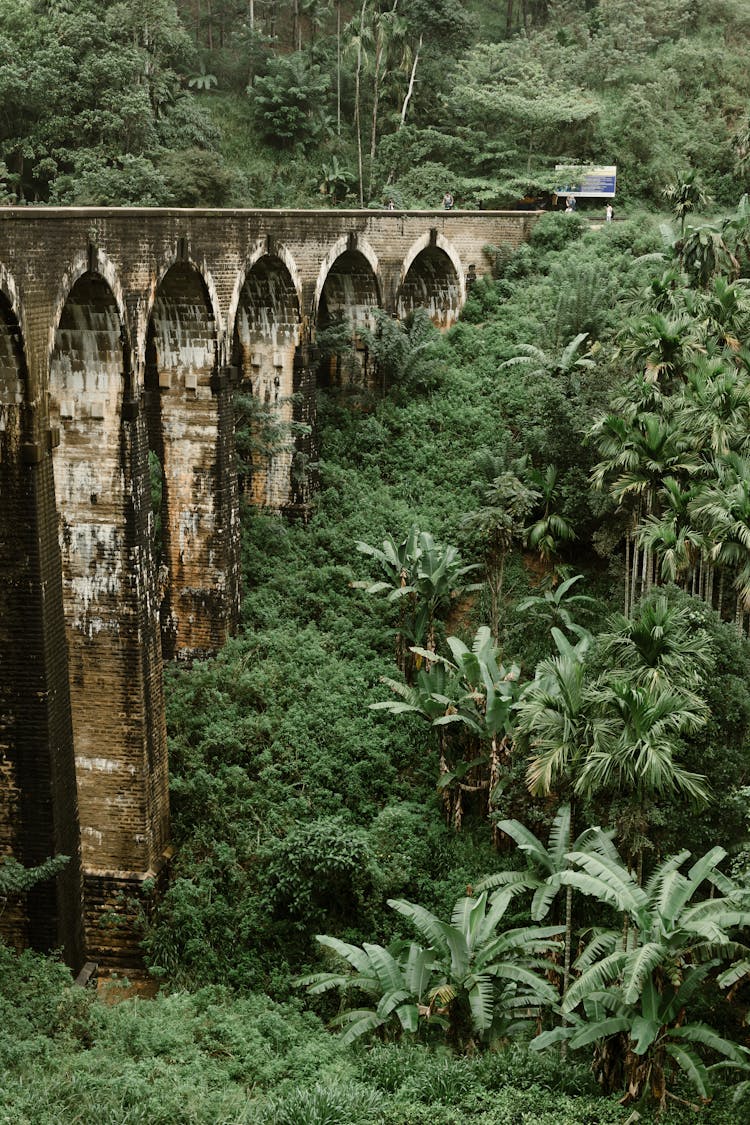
[48,270,169,965]
[0,296,84,967]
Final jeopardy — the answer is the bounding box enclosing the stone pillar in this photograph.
[148,268,241,659]
[49,276,169,966]
[290,342,319,514]
[0,393,84,968]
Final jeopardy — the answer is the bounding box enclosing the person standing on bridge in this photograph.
[442,191,454,210]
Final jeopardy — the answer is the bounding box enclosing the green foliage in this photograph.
[252,52,331,148]
[303,890,562,1051]
[360,308,448,399]
[0,0,219,204]
[538,842,750,1108]
[0,854,69,897]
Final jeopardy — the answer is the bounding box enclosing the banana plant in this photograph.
[300,934,437,1046]
[354,528,480,677]
[372,627,520,834]
[301,891,563,1051]
[476,806,616,1005]
[533,844,750,1108]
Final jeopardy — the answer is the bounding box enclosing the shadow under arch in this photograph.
[0,279,83,966]
[232,251,302,510]
[314,236,382,390]
[398,233,464,328]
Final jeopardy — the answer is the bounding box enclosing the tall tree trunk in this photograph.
[354,0,367,206]
[336,1,341,135]
[369,31,383,199]
[506,0,514,33]
[560,800,575,1060]
[206,0,214,50]
[398,34,421,129]
[293,0,301,51]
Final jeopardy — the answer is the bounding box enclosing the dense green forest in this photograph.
[6,1,750,1123]
[2,0,750,209]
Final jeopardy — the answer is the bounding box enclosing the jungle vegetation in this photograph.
[4,2,750,1124]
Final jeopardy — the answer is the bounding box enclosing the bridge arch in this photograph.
[231,248,302,509]
[140,255,223,375]
[226,240,302,349]
[49,268,169,962]
[314,235,381,389]
[144,260,239,660]
[48,249,130,386]
[398,233,464,328]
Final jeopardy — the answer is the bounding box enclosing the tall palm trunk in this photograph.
[336,1,341,135]
[560,800,576,1059]
[369,31,383,199]
[354,0,367,206]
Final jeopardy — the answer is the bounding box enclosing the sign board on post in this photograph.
[554,165,617,198]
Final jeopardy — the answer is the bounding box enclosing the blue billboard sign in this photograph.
[554,165,617,198]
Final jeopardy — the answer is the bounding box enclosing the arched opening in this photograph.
[50,271,168,964]
[398,245,461,328]
[232,254,301,509]
[145,262,239,659]
[316,249,380,389]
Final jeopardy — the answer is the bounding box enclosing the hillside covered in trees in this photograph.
[6,2,750,1124]
[2,0,750,209]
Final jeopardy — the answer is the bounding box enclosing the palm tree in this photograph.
[689,277,750,350]
[367,3,407,199]
[618,311,698,390]
[595,594,713,700]
[662,171,710,236]
[590,411,702,613]
[516,637,593,803]
[537,844,750,1109]
[577,678,709,880]
[524,464,576,569]
[346,0,371,206]
[690,456,750,628]
[678,354,750,459]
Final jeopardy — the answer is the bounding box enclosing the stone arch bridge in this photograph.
[0,206,538,969]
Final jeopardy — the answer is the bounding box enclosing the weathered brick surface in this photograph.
[0,206,538,965]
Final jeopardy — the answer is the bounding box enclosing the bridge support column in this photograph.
[49,273,169,966]
[0,414,84,969]
[289,343,319,514]
[74,395,171,968]
[147,267,241,660]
